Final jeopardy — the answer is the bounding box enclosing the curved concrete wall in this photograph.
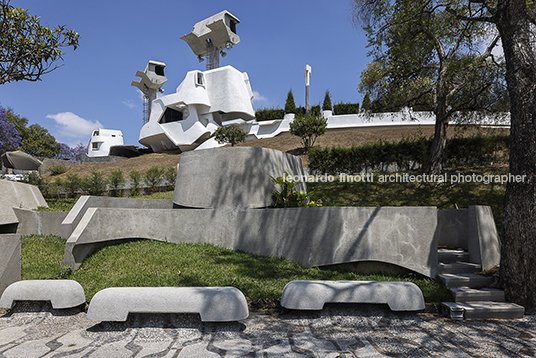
[64,206,439,277]
[0,180,47,230]
[173,147,306,209]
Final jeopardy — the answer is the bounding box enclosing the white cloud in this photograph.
[122,99,136,109]
[46,112,103,146]
[252,90,267,104]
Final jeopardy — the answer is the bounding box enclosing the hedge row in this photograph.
[308,134,510,175]
[333,102,360,115]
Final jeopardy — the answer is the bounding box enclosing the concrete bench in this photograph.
[0,280,86,309]
[280,280,425,311]
[86,287,249,322]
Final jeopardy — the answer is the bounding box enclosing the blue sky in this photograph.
[0,0,370,147]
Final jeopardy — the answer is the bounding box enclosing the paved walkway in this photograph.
[0,302,535,357]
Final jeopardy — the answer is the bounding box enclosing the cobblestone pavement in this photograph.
[1,303,535,357]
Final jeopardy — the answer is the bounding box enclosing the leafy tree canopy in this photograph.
[0,0,80,85]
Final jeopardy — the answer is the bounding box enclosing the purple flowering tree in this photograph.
[54,143,87,161]
[0,105,22,156]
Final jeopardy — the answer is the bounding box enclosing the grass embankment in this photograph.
[22,235,452,307]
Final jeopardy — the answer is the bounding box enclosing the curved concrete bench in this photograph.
[87,287,249,322]
[280,280,425,311]
[0,280,86,309]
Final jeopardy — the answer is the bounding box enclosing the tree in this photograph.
[285,89,296,114]
[361,93,372,111]
[5,108,60,157]
[213,126,247,146]
[0,0,80,85]
[322,90,332,111]
[289,113,327,151]
[0,105,21,155]
[352,0,507,174]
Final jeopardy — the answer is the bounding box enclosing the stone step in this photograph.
[438,262,482,274]
[442,301,525,320]
[450,287,505,303]
[439,273,494,288]
[437,249,470,263]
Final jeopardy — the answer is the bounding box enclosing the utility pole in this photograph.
[304,64,312,114]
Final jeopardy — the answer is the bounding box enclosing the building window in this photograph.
[155,65,165,76]
[92,142,99,151]
[160,108,184,123]
[196,72,204,86]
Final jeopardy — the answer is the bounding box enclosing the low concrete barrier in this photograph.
[0,234,21,298]
[61,196,174,239]
[0,280,86,309]
[64,206,439,277]
[280,280,425,311]
[86,287,248,322]
[173,147,307,209]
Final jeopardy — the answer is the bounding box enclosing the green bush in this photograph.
[64,173,82,198]
[84,172,108,196]
[270,171,321,208]
[322,90,332,111]
[255,108,284,121]
[129,170,142,196]
[213,126,247,146]
[109,170,125,197]
[333,102,360,115]
[285,89,296,114]
[144,167,164,193]
[289,113,328,151]
[163,167,177,188]
[308,134,509,175]
[49,164,66,176]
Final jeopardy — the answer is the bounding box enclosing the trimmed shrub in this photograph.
[285,89,296,114]
[84,172,108,196]
[322,90,332,111]
[49,165,66,176]
[109,170,125,197]
[163,167,177,188]
[289,113,328,151]
[129,170,142,196]
[333,102,360,115]
[213,126,247,146]
[255,108,284,121]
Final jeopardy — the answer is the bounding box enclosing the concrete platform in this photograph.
[439,273,494,288]
[280,280,425,311]
[86,287,249,322]
[442,301,525,320]
[0,280,86,309]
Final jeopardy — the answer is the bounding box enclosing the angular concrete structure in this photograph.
[87,287,248,322]
[13,208,68,237]
[0,180,47,231]
[280,280,425,311]
[437,206,500,271]
[173,147,307,208]
[64,206,439,277]
[0,280,86,309]
[0,234,21,298]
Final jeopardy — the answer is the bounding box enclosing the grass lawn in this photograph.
[21,235,452,308]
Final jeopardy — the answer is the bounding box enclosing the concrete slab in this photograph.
[0,234,21,298]
[64,206,439,277]
[0,280,86,309]
[280,280,425,311]
[173,147,307,208]
[442,301,525,320]
[86,287,248,322]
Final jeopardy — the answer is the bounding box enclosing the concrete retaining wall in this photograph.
[64,206,439,277]
[173,147,307,209]
[61,196,174,239]
[0,234,21,298]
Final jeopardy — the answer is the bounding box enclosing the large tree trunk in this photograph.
[426,73,449,175]
[495,0,536,312]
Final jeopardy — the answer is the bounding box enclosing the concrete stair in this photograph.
[439,249,524,320]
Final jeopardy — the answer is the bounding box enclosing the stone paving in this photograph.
[1,302,535,357]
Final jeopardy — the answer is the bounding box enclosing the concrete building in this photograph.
[87,129,124,157]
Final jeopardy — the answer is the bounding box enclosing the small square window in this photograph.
[92,143,99,150]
